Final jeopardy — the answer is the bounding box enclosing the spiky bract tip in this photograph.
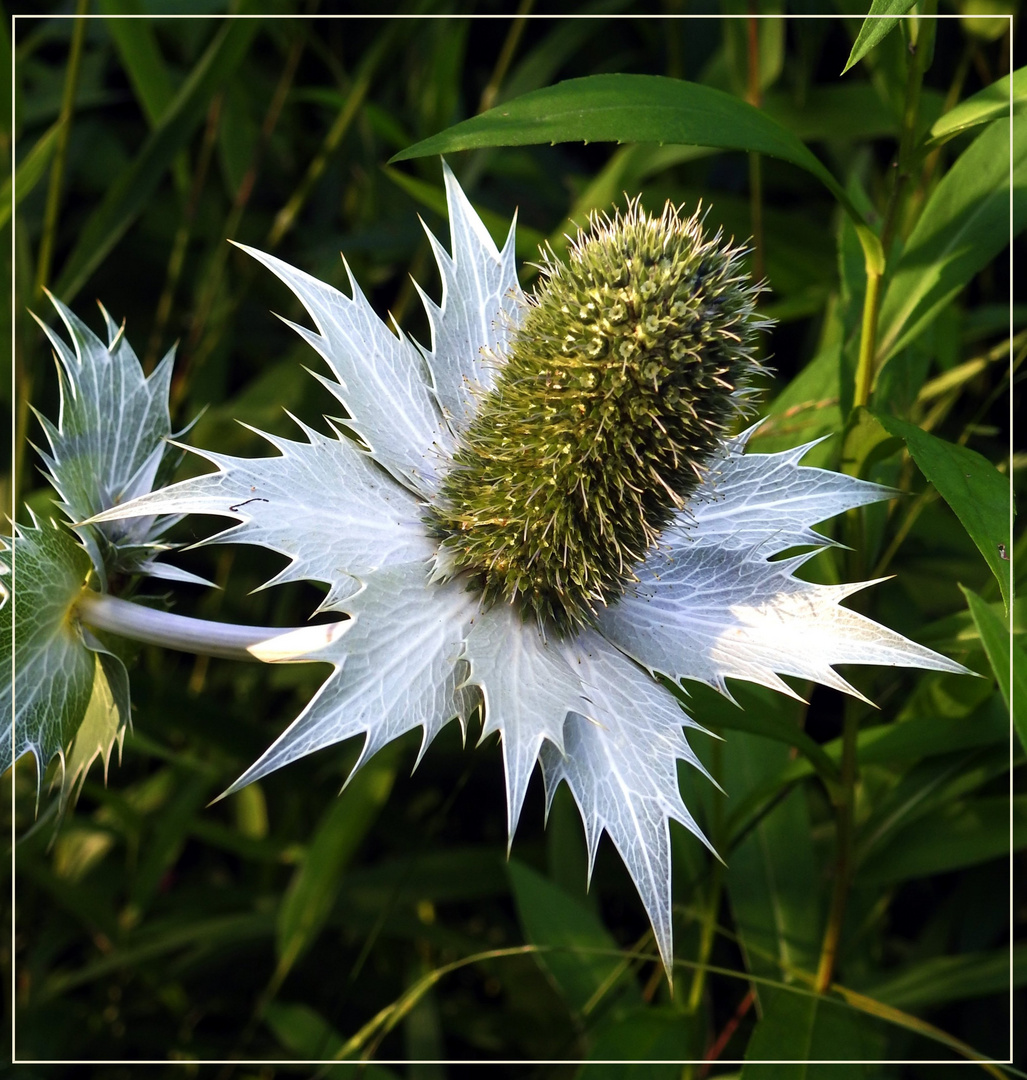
[428,199,770,634]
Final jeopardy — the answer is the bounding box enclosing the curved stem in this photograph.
[75,590,297,662]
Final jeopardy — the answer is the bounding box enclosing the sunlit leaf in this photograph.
[925,66,1027,147]
[876,119,1027,363]
[391,73,871,233]
[875,414,1012,611]
[842,0,918,74]
[961,584,1024,750]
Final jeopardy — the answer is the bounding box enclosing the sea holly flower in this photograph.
[30,296,207,591]
[92,162,968,973]
[2,297,206,792]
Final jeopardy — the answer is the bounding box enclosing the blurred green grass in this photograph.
[8,6,1021,1071]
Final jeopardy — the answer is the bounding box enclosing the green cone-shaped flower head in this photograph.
[429,199,769,633]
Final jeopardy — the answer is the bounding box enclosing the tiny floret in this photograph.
[428,201,769,633]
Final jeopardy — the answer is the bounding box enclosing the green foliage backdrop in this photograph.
[8,6,1022,1073]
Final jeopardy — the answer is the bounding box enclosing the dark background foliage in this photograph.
[6,4,1021,1073]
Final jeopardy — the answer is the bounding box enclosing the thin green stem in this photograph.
[852,270,883,409]
[74,590,301,662]
[688,860,724,1011]
[477,0,534,114]
[851,6,936,410]
[746,7,765,282]
[145,91,223,374]
[34,0,88,299]
[814,698,859,994]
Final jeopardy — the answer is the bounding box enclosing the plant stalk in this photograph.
[746,7,765,282]
[34,0,89,300]
[823,13,937,986]
[814,699,860,993]
[75,590,295,662]
[852,7,936,409]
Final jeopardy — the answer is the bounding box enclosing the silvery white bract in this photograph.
[94,163,967,973]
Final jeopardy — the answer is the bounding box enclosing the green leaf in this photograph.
[679,683,841,787]
[1,118,63,231]
[0,12,10,145]
[127,770,213,920]
[585,1006,703,1068]
[925,67,1027,148]
[727,695,1007,844]
[960,584,1024,749]
[877,119,1027,363]
[841,406,902,480]
[341,846,508,905]
[842,0,918,75]
[274,744,399,977]
[99,2,192,197]
[507,858,643,1018]
[763,84,900,142]
[61,649,130,806]
[35,910,276,1004]
[859,795,1024,884]
[1,518,128,795]
[742,988,884,1071]
[752,344,843,458]
[723,733,821,990]
[52,19,258,303]
[863,693,1006,761]
[263,1001,346,1059]
[98,5,178,125]
[874,414,1011,611]
[391,74,868,228]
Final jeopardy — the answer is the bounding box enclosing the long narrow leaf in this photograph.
[875,414,1012,612]
[391,74,868,231]
[2,119,63,230]
[961,584,1025,750]
[926,67,1027,148]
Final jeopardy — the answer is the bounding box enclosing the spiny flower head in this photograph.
[430,201,769,633]
[93,162,970,976]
